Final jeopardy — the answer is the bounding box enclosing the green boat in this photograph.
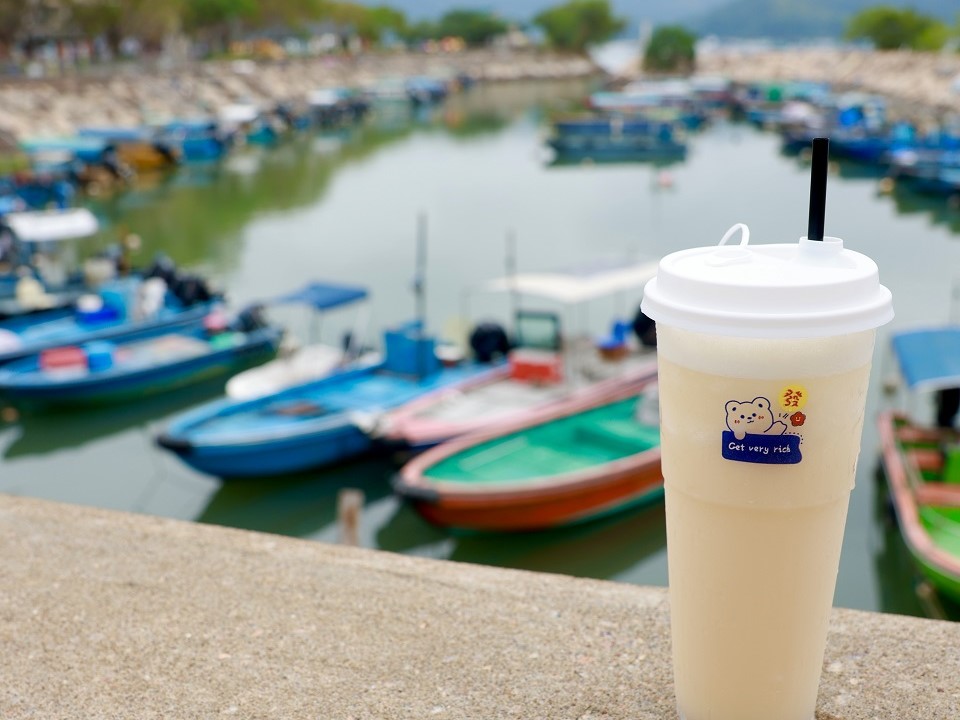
[878,328,960,607]
[395,380,663,532]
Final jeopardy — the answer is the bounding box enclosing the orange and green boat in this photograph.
[878,327,960,604]
[394,376,662,532]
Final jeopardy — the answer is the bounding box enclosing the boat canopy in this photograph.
[77,127,154,142]
[271,281,368,311]
[219,104,260,124]
[3,208,99,243]
[484,260,658,304]
[20,137,114,154]
[892,328,960,392]
[307,89,344,107]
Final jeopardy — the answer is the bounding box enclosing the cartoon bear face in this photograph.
[725,397,775,440]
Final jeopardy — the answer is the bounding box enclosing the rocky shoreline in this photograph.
[0,50,598,140]
[697,48,960,118]
[5,47,959,142]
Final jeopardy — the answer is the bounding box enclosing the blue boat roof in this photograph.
[272,281,368,310]
[78,127,154,142]
[892,328,960,392]
[21,137,113,153]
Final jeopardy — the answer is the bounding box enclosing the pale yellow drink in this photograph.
[657,325,876,720]
[642,229,892,720]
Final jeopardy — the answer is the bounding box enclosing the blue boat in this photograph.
[555,117,685,137]
[588,83,708,131]
[19,137,131,193]
[0,307,282,409]
[156,322,502,478]
[406,76,449,106]
[548,125,687,164]
[218,104,279,145]
[890,148,960,197]
[0,273,218,365]
[157,120,229,162]
[306,88,370,127]
[20,137,119,168]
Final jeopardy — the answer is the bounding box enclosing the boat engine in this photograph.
[469,322,510,363]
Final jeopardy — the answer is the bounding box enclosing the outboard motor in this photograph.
[232,304,268,333]
[632,305,657,348]
[469,321,510,363]
[171,273,214,307]
[145,254,178,286]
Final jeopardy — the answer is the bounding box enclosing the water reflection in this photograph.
[196,457,394,538]
[82,126,417,271]
[447,502,667,580]
[888,184,960,235]
[5,377,229,459]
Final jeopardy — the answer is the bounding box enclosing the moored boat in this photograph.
[877,327,960,604]
[218,104,279,145]
[888,148,960,198]
[156,321,503,478]
[394,376,662,532]
[0,208,105,318]
[226,280,379,400]
[548,123,686,163]
[376,261,659,451]
[0,305,281,409]
[157,120,230,162]
[76,126,180,171]
[0,268,218,365]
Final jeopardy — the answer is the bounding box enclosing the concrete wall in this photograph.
[1,495,957,718]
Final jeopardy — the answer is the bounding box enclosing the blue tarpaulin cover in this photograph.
[892,328,960,392]
[271,282,367,311]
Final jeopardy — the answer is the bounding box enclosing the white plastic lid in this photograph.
[641,224,894,338]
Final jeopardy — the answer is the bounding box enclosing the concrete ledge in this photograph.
[1,495,957,718]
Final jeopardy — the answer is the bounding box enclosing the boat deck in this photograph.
[426,396,660,483]
[413,349,655,426]
[186,363,492,442]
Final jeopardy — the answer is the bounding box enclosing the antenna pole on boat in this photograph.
[415,211,428,380]
[506,229,520,322]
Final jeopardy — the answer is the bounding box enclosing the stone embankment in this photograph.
[698,48,960,116]
[2,494,958,718]
[0,50,597,140]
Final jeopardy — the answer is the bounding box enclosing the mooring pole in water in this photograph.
[337,488,364,546]
[916,581,947,621]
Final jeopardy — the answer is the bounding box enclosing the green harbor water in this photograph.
[2,79,958,620]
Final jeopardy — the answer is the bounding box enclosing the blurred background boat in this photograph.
[0,304,281,409]
[878,328,960,608]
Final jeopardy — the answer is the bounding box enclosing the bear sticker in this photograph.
[722,394,803,465]
[725,397,787,441]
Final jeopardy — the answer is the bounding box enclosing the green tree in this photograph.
[643,25,696,73]
[402,20,440,44]
[845,6,949,51]
[329,3,407,43]
[534,0,626,54]
[436,9,508,46]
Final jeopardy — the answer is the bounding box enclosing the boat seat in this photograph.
[915,483,960,509]
[907,448,943,473]
[267,400,327,417]
[575,420,660,455]
[896,425,949,446]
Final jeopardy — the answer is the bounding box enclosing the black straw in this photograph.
[807,137,829,241]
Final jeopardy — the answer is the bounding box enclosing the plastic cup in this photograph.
[641,224,893,720]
